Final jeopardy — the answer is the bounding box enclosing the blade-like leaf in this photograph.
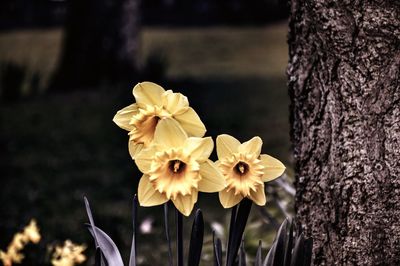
[227,198,252,266]
[273,218,289,266]
[84,196,99,247]
[255,240,262,266]
[283,218,294,266]
[164,203,173,266]
[95,247,102,266]
[87,225,124,266]
[263,242,276,266]
[213,231,222,266]
[188,209,204,266]
[85,197,107,266]
[290,233,305,266]
[303,238,313,266]
[238,239,246,266]
[129,195,138,266]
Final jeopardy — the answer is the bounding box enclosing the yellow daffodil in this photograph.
[0,219,41,266]
[135,118,225,216]
[23,220,41,243]
[113,82,206,158]
[216,134,285,208]
[51,240,86,266]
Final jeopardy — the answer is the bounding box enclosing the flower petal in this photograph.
[260,154,286,182]
[248,185,266,206]
[163,90,189,115]
[128,142,144,159]
[138,175,168,206]
[216,134,241,159]
[135,145,157,174]
[153,118,187,149]
[172,190,198,216]
[174,107,206,137]
[198,160,226,193]
[184,137,213,162]
[113,104,139,131]
[219,188,243,208]
[132,82,165,107]
[239,136,263,157]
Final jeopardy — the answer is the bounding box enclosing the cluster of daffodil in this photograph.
[0,220,86,266]
[0,220,41,266]
[113,82,286,216]
[51,240,86,266]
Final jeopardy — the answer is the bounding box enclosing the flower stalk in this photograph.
[164,203,173,266]
[175,207,184,266]
[226,198,252,266]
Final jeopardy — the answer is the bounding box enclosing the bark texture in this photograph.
[288,0,400,265]
[51,0,140,89]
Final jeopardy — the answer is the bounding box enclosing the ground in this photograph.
[0,22,291,265]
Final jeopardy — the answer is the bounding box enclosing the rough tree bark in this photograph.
[51,0,140,89]
[288,0,399,265]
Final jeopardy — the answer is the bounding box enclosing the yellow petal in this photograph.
[174,107,206,137]
[184,137,213,162]
[113,104,138,131]
[219,188,243,208]
[135,145,157,173]
[260,154,286,182]
[132,82,165,107]
[216,134,241,159]
[239,136,263,157]
[153,118,187,149]
[172,190,198,216]
[248,185,266,206]
[128,142,144,159]
[138,175,168,206]
[163,90,189,115]
[198,160,226,192]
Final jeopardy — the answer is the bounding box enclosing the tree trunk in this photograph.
[51,0,140,89]
[288,0,399,265]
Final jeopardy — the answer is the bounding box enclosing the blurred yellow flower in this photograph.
[216,134,285,208]
[0,219,41,266]
[23,220,41,244]
[51,240,86,266]
[113,82,206,158]
[135,118,225,216]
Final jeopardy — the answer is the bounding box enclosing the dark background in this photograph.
[0,1,292,265]
[0,0,287,30]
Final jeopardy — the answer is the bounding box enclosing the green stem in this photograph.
[175,207,183,266]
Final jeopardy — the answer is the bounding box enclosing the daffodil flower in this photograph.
[135,118,225,216]
[51,240,86,266]
[113,82,206,158]
[216,134,285,208]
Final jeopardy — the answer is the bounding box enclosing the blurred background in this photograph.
[0,0,292,265]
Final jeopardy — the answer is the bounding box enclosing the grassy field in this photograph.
[0,23,288,86]
[0,22,291,265]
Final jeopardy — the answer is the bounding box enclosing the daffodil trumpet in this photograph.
[135,117,225,216]
[113,82,207,159]
[216,134,286,208]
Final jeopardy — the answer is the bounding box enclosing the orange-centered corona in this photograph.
[216,134,286,208]
[135,118,225,216]
[113,82,206,158]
